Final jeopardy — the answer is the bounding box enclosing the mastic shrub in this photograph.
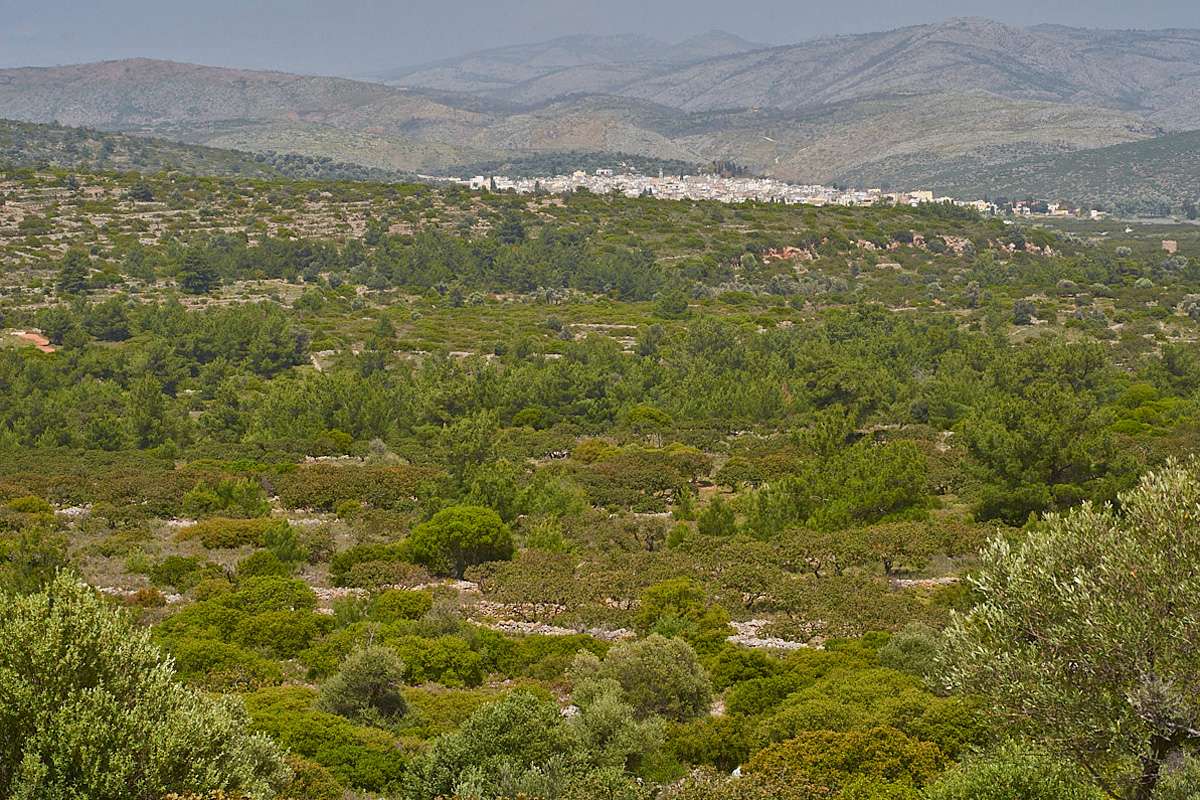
[498,634,608,681]
[368,589,433,623]
[275,464,441,511]
[155,601,246,641]
[329,542,412,586]
[149,555,223,591]
[299,625,372,679]
[0,450,228,517]
[4,495,53,514]
[244,686,408,791]
[220,576,317,613]
[343,560,431,589]
[236,550,293,579]
[177,517,291,549]
[386,635,487,687]
[746,726,947,793]
[281,755,343,800]
[166,637,284,690]
[233,610,335,658]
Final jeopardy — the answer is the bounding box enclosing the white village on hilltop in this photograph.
[435,168,1109,220]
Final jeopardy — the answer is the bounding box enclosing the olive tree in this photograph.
[938,461,1200,800]
[409,690,572,800]
[318,644,407,725]
[0,573,290,800]
[570,634,713,722]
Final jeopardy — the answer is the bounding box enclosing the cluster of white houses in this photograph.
[447,169,1000,213]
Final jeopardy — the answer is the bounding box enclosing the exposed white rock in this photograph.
[727,619,812,651]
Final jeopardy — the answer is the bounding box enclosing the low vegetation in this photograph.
[1,160,1199,798]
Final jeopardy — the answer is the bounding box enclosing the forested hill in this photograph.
[0,118,414,182]
[924,130,1200,217]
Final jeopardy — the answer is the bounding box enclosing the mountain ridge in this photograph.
[0,18,1196,202]
[382,17,1200,125]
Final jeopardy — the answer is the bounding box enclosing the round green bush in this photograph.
[407,505,514,579]
[925,743,1101,800]
[368,588,433,623]
[236,549,292,579]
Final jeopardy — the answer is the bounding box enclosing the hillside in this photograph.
[377,31,765,104]
[619,18,1200,124]
[0,19,1196,195]
[0,58,395,128]
[851,129,1200,215]
[0,59,487,172]
[0,63,1149,186]
[0,118,415,181]
[3,161,1200,800]
[0,58,481,131]
[392,18,1200,127]
[479,92,1150,184]
[0,118,282,177]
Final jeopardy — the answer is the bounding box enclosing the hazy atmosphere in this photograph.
[2,0,1200,74]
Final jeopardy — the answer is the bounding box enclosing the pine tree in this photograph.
[494,210,526,245]
[126,374,166,448]
[127,181,154,202]
[55,248,90,295]
[177,249,219,295]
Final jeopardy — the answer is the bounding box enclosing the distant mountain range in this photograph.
[0,18,1196,210]
[386,19,1200,124]
[373,31,767,105]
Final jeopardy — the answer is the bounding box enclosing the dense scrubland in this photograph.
[2,165,1200,800]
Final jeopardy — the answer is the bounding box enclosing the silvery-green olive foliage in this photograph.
[0,573,290,800]
[570,634,714,722]
[939,460,1200,800]
[318,644,408,725]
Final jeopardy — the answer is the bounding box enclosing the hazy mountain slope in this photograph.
[380,31,765,103]
[610,18,1200,125]
[0,18,1194,196]
[380,34,662,80]
[0,59,479,135]
[377,34,665,96]
[381,17,1200,173]
[0,55,1162,184]
[467,96,702,163]
[373,19,1200,127]
[479,64,664,107]
[0,59,388,128]
[182,119,490,174]
[693,92,1147,184]
[0,59,490,171]
[664,31,766,63]
[0,118,415,181]
[846,129,1200,213]
[469,92,1149,184]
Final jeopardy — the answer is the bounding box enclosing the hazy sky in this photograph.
[2,0,1199,76]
